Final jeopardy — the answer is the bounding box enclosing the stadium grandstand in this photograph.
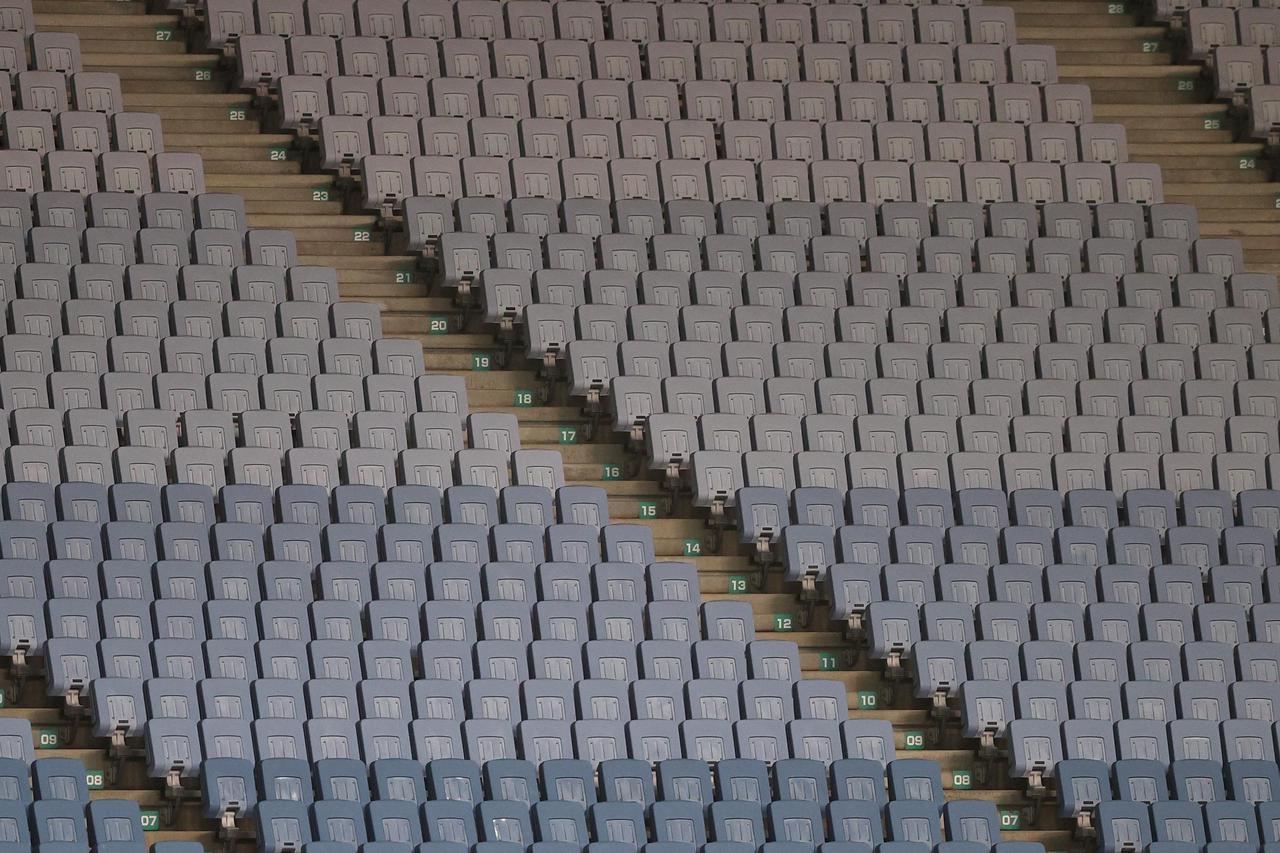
[0,0,1278,850]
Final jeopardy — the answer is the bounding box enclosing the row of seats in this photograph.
[245,39,1052,89]
[241,797,1021,853]
[321,115,1132,173]
[0,376,488,428]
[935,641,1280,706]
[2,297,381,340]
[866,592,1280,656]
[0,478,565,526]
[751,484,1280,534]
[278,78,1095,128]
[209,794,1021,850]
[1004,713,1280,774]
[57,630,803,687]
[473,269,1264,317]
[468,239,1245,294]
[0,228,326,272]
[0,513,658,566]
[0,226,298,269]
[214,1,1014,49]
[527,267,1244,313]
[1092,798,1280,853]
[199,754,969,808]
[33,596,747,647]
[0,31,85,74]
[0,443,562,490]
[792,518,1280,576]
[0,69,128,115]
[9,557,711,605]
[570,334,1280,386]
[385,162,1159,218]
[0,190,259,233]
[17,754,1038,808]
[155,843,1043,853]
[400,199,1208,248]
[0,150,205,196]
[693,447,1280,499]
[0,798,146,853]
[11,554,714,608]
[99,665,848,743]
[955,672,1280,727]
[434,234,1225,286]
[0,108,166,157]
[409,206,1218,268]
[1155,0,1280,23]
[148,714,887,780]
[641,408,1280,456]
[0,374,462,421]
[1010,724,1280,799]
[105,639,833,721]
[620,378,1280,429]
[521,299,1266,356]
[3,410,522,457]
[0,266,340,309]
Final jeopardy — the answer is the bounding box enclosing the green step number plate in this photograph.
[773,613,794,632]
[514,389,534,407]
[140,811,161,832]
[471,353,492,371]
[818,652,839,671]
[728,575,749,593]
[904,731,926,751]
[602,464,621,480]
[638,501,658,519]
[558,426,578,444]
[427,315,449,335]
[36,728,58,749]
[682,538,703,556]
[951,770,973,790]
[855,691,878,710]
[85,771,105,791]
[1000,810,1023,831]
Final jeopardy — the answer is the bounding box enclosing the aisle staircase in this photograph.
[0,0,1192,848]
[1004,0,1280,275]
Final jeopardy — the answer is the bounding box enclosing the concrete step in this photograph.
[1128,129,1236,142]
[1000,0,1122,11]
[1058,51,1173,65]
[1016,12,1141,26]
[34,1,150,15]
[1022,24,1165,40]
